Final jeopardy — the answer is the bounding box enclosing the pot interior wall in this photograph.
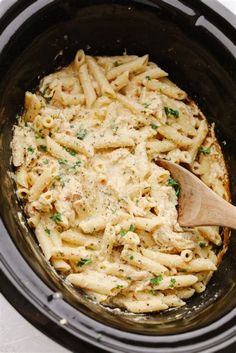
[0,0,236,335]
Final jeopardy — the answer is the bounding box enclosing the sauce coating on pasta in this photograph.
[12,50,229,313]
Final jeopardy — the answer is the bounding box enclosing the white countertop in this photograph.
[0,1,235,352]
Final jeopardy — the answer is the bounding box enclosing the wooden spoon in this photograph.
[156,158,236,228]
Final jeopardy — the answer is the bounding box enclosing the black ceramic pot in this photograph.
[0,1,235,352]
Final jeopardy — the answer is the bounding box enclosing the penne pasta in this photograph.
[54,132,93,157]
[87,56,115,97]
[121,248,168,275]
[123,298,168,313]
[78,63,97,107]
[67,271,128,295]
[132,67,168,83]
[151,275,198,290]
[107,55,148,81]
[145,78,187,100]
[29,168,56,202]
[12,51,229,314]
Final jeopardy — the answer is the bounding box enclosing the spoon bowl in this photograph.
[157,159,236,229]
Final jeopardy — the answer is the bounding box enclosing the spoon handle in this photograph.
[197,196,236,229]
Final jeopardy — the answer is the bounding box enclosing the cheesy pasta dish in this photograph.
[12,50,229,313]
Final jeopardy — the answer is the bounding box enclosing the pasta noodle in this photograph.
[12,50,230,314]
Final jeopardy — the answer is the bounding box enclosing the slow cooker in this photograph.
[0,1,235,352]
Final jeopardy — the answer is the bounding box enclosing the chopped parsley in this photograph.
[76,258,92,267]
[77,128,87,140]
[143,103,151,109]
[199,242,207,248]
[43,159,49,164]
[116,285,124,289]
[169,278,176,288]
[129,255,134,260]
[167,177,181,197]
[129,224,136,232]
[120,229,127,237]
[65,147,77,156]
[150,123,158,130]
[39,87,53,104]
[179,268,188,273]
[44,228,51,235]
[199,146,211,155]
[145,75,152,81]
[113,61,121,67]
[150,275,163,286]
[27,146,34,154]
[35,132,43,139]
[71,160,81,169]
[58,159,67,165]
[120,224,136,237]
[56,175,65,188]
[39,145,47,152]
[164,106,179,118]
[50,212,62,222]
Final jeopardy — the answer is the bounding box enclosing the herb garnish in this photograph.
[164,107,179,118]
[76,258,92,267]
[120,224,136,237]
[116,285,124,289]
[39,145,47,152]
[35,132,43,139]
[113,61,121,67]
[77,128,87,140]
[39,87,53,104]
[199,146,211,155]
[179,268,188,273]
[150,123,158,130]
[145,76,152,81]
[71,160,81,169]
[27,146,34,154]
[56,175,65,188]
[120,229,127,237]
[167,177,181,197]
[65,147,77,156]
[150,275,163,286]
[169,278,176,288]
[45,228,51,235]
[58,159,68,165]
[50,212,62,222]
[199,242,207,248]
[129,255,134,260]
